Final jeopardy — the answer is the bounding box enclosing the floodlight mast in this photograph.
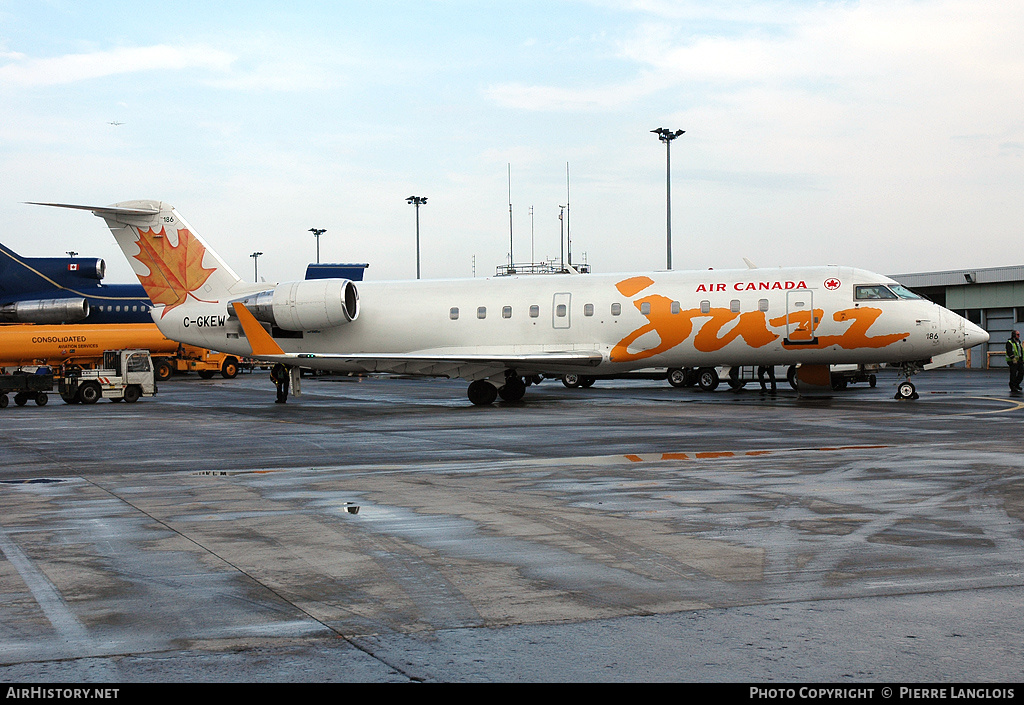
[309,228,326,264]
[652,127,685,270]
[250,251,263,281]
[406,196,427,279]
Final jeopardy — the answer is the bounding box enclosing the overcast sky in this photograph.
[1,0,1021,285]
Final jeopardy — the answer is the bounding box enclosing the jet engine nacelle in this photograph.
[230,279,359,331]
[69,258,106,281]
[0,297,90,324]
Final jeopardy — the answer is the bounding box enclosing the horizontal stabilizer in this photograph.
[26,202,161,218]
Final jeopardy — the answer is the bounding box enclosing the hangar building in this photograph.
[892,266,1024,369]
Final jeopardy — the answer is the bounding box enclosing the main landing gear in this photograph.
[467,371,528,406]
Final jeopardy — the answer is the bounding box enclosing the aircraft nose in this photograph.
[963,319,989,349]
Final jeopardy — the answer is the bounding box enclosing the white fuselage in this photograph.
[155,265,985,377]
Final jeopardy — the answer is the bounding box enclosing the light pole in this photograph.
[250,251,263,281]
[406,196,427,279]
[309,228,326,264]
[66,251,78,258]
[652,127,684,270]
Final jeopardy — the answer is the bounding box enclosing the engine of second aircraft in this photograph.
[0,297,91,324]
[232,279,359,331]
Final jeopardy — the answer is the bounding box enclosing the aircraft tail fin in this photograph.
[28,200,243,318]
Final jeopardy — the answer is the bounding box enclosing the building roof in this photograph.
[890,265,1024,288]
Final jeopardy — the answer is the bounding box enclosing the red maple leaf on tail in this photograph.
[132,227,217,317]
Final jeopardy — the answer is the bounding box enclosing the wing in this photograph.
[266,350,605,381]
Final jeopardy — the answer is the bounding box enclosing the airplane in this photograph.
[30,199,989,404]
[0,240,153,324]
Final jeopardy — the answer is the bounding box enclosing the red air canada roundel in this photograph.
[824,278,841,291]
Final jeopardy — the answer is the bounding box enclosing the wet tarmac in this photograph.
[1,368,1023,682]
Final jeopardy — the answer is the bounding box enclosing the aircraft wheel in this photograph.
[35,393,48,406]
[467,380,497,406]
[78,382,102,405]
[561,374,581,389]
[221,359,239,379]
[895,381,917,400]
[831,374,848,391]
[697,367,719,392]
[869,374,877,388]
[123,385,142,404]
[787,365,798,390]
[498,376,526,402]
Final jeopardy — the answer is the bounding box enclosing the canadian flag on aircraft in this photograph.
[68,263,78,271]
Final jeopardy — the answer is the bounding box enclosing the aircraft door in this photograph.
[785,290,817,345]
[552,292,571,329]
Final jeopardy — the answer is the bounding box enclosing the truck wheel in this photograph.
[122,385,142,403]
[154,358,174,381]
[697,367,719,392]
[221,359,239,379]
[35,393,47,406]
[667,368,688,388]
[0,395,7,409]
[78,382,102,405]
[14,393,28,406]
[562,374,581,389]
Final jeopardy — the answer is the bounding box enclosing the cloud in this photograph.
[0,44,235,87]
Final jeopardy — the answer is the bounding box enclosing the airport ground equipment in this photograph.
[58,349,157,404]
[154,344,239,381]
[0,371,53,408]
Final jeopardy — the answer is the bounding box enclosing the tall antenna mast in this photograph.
[508,163,514,267]
[565,162,571,267]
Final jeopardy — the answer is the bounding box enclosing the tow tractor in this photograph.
[59,349,157,404]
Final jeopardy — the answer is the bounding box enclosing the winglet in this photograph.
[232,302,285,356]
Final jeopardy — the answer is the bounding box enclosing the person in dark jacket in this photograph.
[1006,330,1023,393]
[271,363,290,403]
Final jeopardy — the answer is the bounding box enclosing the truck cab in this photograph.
[59,349,157,404]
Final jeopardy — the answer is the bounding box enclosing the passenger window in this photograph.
[700,300,710,314]
[640,302,651,315]
[556,304,567,317]
[611,303,621,316]
[730,299,740,313]
[758,299,769,312]
[450,307,459,320]
[584,303,594,317]
[502,306,512,319]
[671,301,680,314]
[529,305,539,318]
[477,306,487,319]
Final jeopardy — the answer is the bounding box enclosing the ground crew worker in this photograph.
[271,363,290,403]
[758,365,777,394]
[1006,330,1023,393]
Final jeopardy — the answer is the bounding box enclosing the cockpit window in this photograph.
[855,284,899,300]
[888,284,923,300]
